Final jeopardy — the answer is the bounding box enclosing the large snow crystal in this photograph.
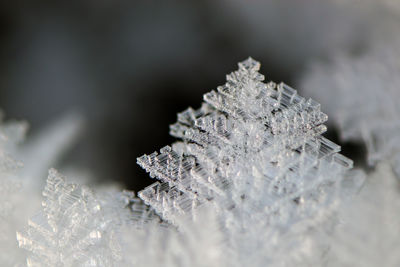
[138,58,359,266]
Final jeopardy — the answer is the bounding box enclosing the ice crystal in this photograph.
[138,58,357,265]
[17,169,130,266]
[0,112,83,266]
[301,38,400,167]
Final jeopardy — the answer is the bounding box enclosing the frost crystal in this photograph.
[17,169,125,266]
[138,58,356,265]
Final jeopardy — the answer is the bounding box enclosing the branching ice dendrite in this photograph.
[16,168,167,267]
[0,112,84,266]
[17,169,125,266]
[138,58,360,266]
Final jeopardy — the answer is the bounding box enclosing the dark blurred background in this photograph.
[0,0,372,191]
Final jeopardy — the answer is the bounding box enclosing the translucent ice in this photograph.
[138,58,358,265]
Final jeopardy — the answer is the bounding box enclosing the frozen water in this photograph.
[138,58,358,265]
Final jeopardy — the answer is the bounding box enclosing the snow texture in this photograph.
[119,207,224,267]
[324,162,400,267]
[301,37,400,168]
[0,114,28,266]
